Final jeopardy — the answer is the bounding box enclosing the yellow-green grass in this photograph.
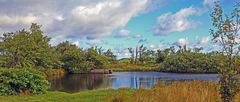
[108,63,159,72]
[107,81,240,102]
[0,89,135,102]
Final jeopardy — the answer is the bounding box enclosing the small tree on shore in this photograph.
[210,1,240,102]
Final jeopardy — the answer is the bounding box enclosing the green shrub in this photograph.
[162,52,220,73]
[0,68,49,96]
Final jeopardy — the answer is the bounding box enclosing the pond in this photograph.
[49,72,219,93]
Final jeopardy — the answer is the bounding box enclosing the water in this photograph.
[50,72,219,93]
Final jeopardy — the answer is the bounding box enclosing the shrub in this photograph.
[162,52,220,73]
[0,68,49,95]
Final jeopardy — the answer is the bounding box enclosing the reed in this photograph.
[106,81,234,102]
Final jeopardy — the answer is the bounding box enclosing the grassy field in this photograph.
[1,81,240,102]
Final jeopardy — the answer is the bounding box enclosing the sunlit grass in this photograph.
[108,63,159,71]
[106,81,240,102]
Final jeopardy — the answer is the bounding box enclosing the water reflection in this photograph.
[50,72,219,93]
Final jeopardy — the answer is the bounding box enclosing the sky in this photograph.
[0,0,236,58]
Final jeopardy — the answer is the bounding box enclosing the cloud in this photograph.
[174,38,189,46]
[86,39,108,46]
[153,7,203,35]
[0,0,148,40]
[133,34,143,39]
[58,0,148,39]
[197,36,209,45]
[115,29,131,38]
[149,44,165,51]
[113,47,130,59]
[203,0,218,6]
[0,15,37,27]
[141,0,165,14]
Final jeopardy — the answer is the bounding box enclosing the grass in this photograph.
[108,63,159,72]
[107,81,240,102]
[2,81,240,102]
[0,89,135,102]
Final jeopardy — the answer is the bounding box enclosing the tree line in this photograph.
[0,23,116,73]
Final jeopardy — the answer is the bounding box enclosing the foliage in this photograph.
[210,1,240,102]
[0,23,60,69]
[56,42,109,73]
[103,49,117,62]
[0,68,49,96]
[85,47,108,69]
[56,41,88,73]
[162,52,221,73]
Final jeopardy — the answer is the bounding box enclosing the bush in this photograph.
[0,68,49,95]
[162,52,220,73]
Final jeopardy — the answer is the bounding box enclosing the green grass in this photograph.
[0,88,135,102]
[108,63,159,72]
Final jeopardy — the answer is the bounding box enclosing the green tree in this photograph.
[85,47,108,69]
[56,41,90,73]
[0,23,59,68]
[210,2,240,102]
[104,49,117,62]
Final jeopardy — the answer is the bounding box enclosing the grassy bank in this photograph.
[107,81,240,102]
[108,63,159,72]
[2,81,240,102]
[0,89,135,102]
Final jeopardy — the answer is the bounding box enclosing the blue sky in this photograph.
[0,0,235,58]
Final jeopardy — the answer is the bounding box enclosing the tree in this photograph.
[104,49,117,62]
[128,48,134,64]
[139,45,147,64]
[156,50,167,63]
[210,2,240,102]
[85,47,108,69]
[56,41,87,73]
[0,23,59,68]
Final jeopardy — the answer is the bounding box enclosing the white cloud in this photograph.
[0,15,37,27]
[59,0,148,38]
[203,0,218,6]
[153,7,203,35]
[134,34,142,38]
[176,38,188,46]
[115,29,131,37]
[141,0,166,14]
[113,47,130,59]
[86,39,108,46]
[0,0,148,40]
[198,36,209,45]
[55,15,64,21]
[149,44,165,51]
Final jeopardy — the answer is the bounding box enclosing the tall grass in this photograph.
[106,81,240,102]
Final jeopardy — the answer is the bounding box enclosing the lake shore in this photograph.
[2,81,240,102]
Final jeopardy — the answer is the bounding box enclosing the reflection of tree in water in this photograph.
[130,77,156,89]
[50,74,113,93]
